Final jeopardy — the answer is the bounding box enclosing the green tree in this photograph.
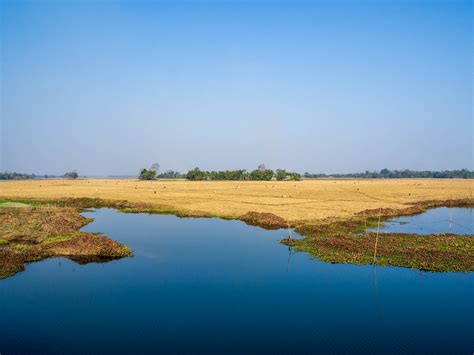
[250,169,274,181]
[275,169,288,181]
[186,167,208,181]
[288,172,301,181]
[64,171,78,179]
[157,170,183,179]
[138,169,157,180]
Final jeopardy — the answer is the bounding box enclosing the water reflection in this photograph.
[0,208,471,354]
[371,207,473,235]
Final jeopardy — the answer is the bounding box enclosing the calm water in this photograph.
[371,207,473,235]
[0,209,472,354]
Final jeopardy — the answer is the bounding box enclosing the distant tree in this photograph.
[64,171,78,179]
[288,172,301,181]
[157,170,183,179]
[380,168,390,178]
[258,164,266,170]
[0,171,35,180]
[185,167,208,181]
[302,169,474,179]
[138,169,157,180]
[250,169,274,181]
[209,169,248,180]
[275,169,288,181]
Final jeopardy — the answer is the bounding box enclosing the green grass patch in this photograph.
[42,235,73,244]
[0,239,8,245]
[0,201,31,208]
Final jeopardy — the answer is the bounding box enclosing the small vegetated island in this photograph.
[0,168,473,278]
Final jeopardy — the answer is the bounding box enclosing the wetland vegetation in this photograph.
[1,193,472,278]
[0,201,132,279]
[1,207,472,354]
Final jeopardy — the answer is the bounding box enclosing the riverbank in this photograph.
[0,202,132,279]
[284,199,474,272]
[0,194,473,275]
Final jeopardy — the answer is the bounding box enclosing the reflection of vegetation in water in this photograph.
[0,202,132,280]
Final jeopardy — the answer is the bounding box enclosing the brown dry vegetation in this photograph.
[0,205,132,279]
[0,178,472,273]
[0,178,471,223]
[289,209,474,272]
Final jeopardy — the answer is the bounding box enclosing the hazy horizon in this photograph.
[1,0,472,176]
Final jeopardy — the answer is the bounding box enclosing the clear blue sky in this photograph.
[1,0,472,175]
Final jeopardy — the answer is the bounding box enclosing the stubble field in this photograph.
[1,178,471,223]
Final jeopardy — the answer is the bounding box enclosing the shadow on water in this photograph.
[0,208,472,354]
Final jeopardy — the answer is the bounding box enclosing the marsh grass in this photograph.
[0,202,31,208]
[288,213,474,272]
[41,235,74,244]
[0,203,132,279]
[0,187,474,271]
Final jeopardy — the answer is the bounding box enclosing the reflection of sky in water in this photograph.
[372,207,473,235]
[0,208,472,354]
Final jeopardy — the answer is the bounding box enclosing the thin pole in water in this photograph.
[363,211,368,235]
[449,201,453,231]
[373,208,381,264]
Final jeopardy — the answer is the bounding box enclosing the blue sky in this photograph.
[1,0,472,175]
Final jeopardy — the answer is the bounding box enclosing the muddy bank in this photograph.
[4,196,473,229]
[241,212,288,230]
[0,204,132,279]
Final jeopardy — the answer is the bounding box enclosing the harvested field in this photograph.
[0,178,472,273]
[0,178,471,223]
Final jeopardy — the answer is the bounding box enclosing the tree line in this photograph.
[2,168,472,181]
[303,169,473,179]
[0,171,36,180]
[138,169,184,180]
[0,171,79,180]
[184,167,301,181]
[138,165,302,181]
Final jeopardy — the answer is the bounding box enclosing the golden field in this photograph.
[0,178,471,223]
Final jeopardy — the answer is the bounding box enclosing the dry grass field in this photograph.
[0,178,471,223]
